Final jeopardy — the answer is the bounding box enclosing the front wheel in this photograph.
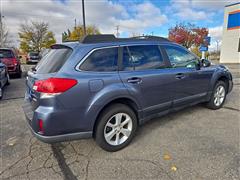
[206,81,227,110]
[95,104,137,152]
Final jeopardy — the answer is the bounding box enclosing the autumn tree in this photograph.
[18,21,56,53]
[168,23,208,49]
[62,25,100,42]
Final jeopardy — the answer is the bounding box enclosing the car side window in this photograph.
[80,47,118,72]
[122,45,164,71]
[163,45,198,68]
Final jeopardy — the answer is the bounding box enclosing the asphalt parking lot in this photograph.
[0,64,239,180]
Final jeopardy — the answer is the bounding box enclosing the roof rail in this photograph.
[81,34,116,43]
[81,34,170,44]
[132,35,170,42]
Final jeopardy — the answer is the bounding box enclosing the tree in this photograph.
[168,23,208,49]
[0,21,13,48]
[18,21,56,53]
[62,25,100,42]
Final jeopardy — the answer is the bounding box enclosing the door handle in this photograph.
[127,77,142,84]
[175,73,185,79]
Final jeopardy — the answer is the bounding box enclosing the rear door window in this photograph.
[122,45,164,71]
[35,48,72,74]
[80,47,118,72]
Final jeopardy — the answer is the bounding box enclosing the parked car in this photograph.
[23,35,233,152]
[26,52,41,64]
[0,59,10,99]
[0,48,22,78]
[40,49,50,60]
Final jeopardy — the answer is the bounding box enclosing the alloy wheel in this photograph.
[104,113,133,146]
[214,85,225,106]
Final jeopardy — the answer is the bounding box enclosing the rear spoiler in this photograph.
[50,44,72,50]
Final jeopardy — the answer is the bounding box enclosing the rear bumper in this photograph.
[25,119,92,143]
[27,59,39,63]
[23,95,93,143]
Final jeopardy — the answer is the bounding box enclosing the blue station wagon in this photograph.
[23,35,233,151]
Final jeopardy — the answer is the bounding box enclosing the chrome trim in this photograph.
[75,46,119,72]
[75,43,167,72]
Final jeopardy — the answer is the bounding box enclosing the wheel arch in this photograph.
[92,97,141,138]
[211,73,230,93]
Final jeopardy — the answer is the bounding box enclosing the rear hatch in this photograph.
[25,45,73,112]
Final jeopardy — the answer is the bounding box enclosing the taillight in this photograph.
[33,78,77,94]
[13,58,18,66]
[38,119,44,134]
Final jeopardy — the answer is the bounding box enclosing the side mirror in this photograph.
[202,59,211,67]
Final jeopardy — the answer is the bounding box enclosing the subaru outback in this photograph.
[23,35,233,152]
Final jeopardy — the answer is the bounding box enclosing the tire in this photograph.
[6,73,10,85]
[206,81,227,110]
[0,86,3,100]
[95,103,138,152]
[16,70,22,78]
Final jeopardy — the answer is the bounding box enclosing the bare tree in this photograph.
[0,20,12,48]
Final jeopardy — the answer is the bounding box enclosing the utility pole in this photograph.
[74,18,77,29]
[216,40,220,52]
[0,11,3,47]
[115,25,120,38]
[82,0,86,36]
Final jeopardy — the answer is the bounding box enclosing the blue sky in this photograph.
[2,0,239,50]
[110,0,233,37]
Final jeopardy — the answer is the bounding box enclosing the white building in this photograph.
[220,2,240,63]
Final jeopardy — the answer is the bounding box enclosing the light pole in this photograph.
[0,11,3,47]
[82,0,86,36]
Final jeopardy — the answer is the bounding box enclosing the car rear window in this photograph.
[35,48,72,74]
[29,52,39,56]
[0,49,14,58]
[80,47,118,72]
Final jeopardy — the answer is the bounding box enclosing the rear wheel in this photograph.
[0,86,3,99]
[95,104,137,152]
[16,67,22,78]
[206,81,227,110]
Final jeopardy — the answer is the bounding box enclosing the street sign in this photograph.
[199,46,208,52]
[204,36,211,45]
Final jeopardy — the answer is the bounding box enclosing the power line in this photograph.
[116,25,120,38]
[82,0,86,36]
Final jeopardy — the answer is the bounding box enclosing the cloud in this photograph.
[1,0,167,46]
[191,0,239,10]
[209,26,223,41]
[209,26,223,51]
[169,0,214,21]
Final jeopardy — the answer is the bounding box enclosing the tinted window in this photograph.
[29,52,39,56]
[164,45,198,68]
[35,48,72,74]
[0,49,14,58]
[123,45,164,71]
[80,47,118,72]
